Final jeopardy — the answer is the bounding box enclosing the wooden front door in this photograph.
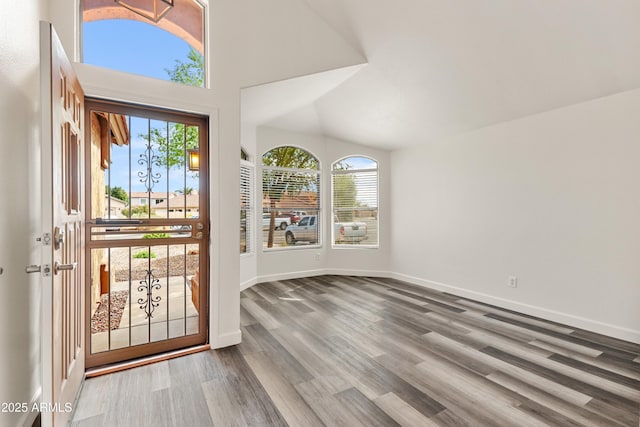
[40,22,85,426]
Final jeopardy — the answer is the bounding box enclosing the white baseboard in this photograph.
[324,268,392,278]
[256,269,327,284]
[252,268,391,287]
[211,329,242,349]
[240,277,257,292]
[390,272,640,344]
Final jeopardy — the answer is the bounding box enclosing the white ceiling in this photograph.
[243,0,640,150]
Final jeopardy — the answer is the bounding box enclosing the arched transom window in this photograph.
[81,0,206,86]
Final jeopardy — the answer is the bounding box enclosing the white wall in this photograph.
[44,0,365,349]
[390,89,640,343]
[0,1,48,426]
[255,126,390,283]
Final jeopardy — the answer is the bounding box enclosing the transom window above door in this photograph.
[81,0,206,86]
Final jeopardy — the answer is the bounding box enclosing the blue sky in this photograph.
[83,19,191,81]
[84,20,199,193]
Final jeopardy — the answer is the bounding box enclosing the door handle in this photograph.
[54,262,77,275]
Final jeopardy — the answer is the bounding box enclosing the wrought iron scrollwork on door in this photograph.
[138,268,162,319]
[138,136,162,193]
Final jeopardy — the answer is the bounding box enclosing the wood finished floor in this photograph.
[71,275,640,426]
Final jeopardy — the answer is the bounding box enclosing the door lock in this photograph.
[36,232,52,246]
[25,264,52,277]
[25,265,41,274]
[53,227,65,250]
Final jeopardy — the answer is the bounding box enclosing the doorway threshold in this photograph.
[85,344,210,378]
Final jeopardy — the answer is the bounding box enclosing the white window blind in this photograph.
[262,147,320,249]
[332,157,378,247]
[240,162,252,254]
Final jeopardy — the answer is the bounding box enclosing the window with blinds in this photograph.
[332,156,378,247]
[262,147,320,249]
[240,160,253,254]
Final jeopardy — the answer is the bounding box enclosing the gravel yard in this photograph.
[104,244,200,281]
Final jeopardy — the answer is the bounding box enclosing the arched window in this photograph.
[332,156,378,247]
[240,148,252,254]
[262,147,320,249]
[81,0,206,86]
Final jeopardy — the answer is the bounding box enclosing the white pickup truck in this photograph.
[284,215,367,245]
[262,213,292,230]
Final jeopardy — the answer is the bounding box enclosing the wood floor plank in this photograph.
[244,323,315,385]
[487,313,639,360]
[457,299,578,334]
[240,298,281,330]
[334,387,402,427]
[72,275,640,426]
[149,388,178,427]
[550,353,640,390]
[268,327,356,392]
[413,356,551,427]
[481,346,640,415]
[421,333,595,407]
[479,337,640,403]
[374,392,440,427]
[486,371,628,427]
[326,335,447,417]
[243,351,325,427]
[70,414,104,427]
[201,348,286,427]
[375,352,513,426]
[239,304,258,327]
[570,329,640,355]
[100,366,180,427]
[420,331,497,377]
[531,339,640,381]
[597,352,640,376]
[71,374,112,422]
[294,380,365,426]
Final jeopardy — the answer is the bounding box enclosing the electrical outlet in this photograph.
[315,253,321,261]
[508,276,518,288]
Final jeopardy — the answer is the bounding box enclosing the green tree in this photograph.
[332,162,357,222]
[148,123,200,170]
[166,48,204,88]
[109,186,129,203]
[145,48,203,170]
[175,186,195,195]
[262,147,318,248]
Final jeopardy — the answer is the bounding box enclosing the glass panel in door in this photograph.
[84,99,209,368]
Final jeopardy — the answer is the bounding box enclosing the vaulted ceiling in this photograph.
[245,0,640,150]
